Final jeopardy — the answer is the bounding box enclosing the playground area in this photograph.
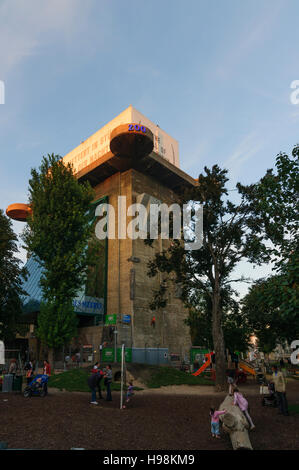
[0,378,298,450]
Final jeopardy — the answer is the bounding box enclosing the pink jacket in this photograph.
[233,392,248,411]
[210,410,226,423]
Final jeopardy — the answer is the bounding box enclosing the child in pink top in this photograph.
[233,387,255,430]
[210,408,227,438]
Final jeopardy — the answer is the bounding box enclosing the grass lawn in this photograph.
[288,404,299,415]
[48,364,212,392]
[143,366,212,388]
[48,367,121,392]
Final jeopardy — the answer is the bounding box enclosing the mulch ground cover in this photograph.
[1,381,298,450]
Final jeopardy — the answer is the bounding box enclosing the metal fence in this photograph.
[0,349,23,374]
[131,348,169,365]
[54,345,97,371]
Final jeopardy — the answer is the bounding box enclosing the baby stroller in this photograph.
[261,382,278,407]
[23,374,49,398]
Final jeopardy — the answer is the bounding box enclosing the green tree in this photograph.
[22,154,94,363]
[147,165,268,390]
[186,288,251,354]
[0,209,28,342]
[238,145,299,323]
[242,275,299,353]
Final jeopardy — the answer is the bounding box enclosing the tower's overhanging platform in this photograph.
[66,105,196,192]
[6,106,197,221]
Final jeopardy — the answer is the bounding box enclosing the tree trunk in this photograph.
[219,395,253,450]
[212,285,226,391]
[48,348,55,373]
[36,337,41,363]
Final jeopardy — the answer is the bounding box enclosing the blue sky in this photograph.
[1,0,298,297]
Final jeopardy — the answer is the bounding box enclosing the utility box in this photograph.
[12,375,23,392]
[2,374,13,393]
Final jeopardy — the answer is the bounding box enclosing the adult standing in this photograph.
[43,359,51,395]
[88,370,101,405]
[271,365,289,416]
[24,360,34,385]
[75,351,81,366]
[249,350,256,362]
[227,369,236,396]
[65,355,71,370]
[92,362,104,399]
[104,364,113,401]
[8,358,17,376]
[211,352,216,367]
[232,352,239,370]
[43,359,51,376]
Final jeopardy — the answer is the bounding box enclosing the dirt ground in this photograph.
[1,380,298,450]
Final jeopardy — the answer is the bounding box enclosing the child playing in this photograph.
[233,387,255,430]
[227,369,236,395]
[122,381,134,409]
[210,407,227,438]
[126,381,134,402]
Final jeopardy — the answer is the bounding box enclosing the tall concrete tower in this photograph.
[7,106,196,363]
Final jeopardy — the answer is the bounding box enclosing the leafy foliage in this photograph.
[85,227,107,299]
[239,145,299,336]
[185,288,252,353]
[22,153,94,348]
[242,274,299,352]
[239,146,298,263]
[146,165,268,389]
[38,300,78,349]
[0,209,28,341]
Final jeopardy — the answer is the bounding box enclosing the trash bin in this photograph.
[12,375,23,392]
[2,374,14,393]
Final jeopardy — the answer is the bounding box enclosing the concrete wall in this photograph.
[77,325,104,348]
[131,169,191,356]
[77,168,191,358]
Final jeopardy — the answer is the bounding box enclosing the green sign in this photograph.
[117,348,132,363]
[101,347,132,363]
[102,348,114,362]
[105,314,117,325]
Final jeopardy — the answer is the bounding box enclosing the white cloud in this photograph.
[0,0,96,77]
[216,1,284,80]
[181,138,211,175]
[223,131,264,181]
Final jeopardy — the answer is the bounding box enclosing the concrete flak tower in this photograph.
[7,106,196,363]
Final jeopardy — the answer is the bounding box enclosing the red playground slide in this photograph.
[192,352,213,376]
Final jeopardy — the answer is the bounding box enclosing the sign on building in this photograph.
[122,315,131,324]
[62,105,180,174]
[105,314,117,326]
